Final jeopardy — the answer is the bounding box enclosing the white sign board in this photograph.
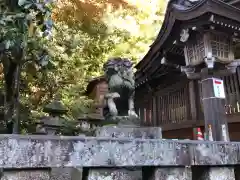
[213,78,225,98]
[221,124,228,142]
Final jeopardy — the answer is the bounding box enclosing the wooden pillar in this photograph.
[188,80,198,121]
[189,80,200,140]
[152,96,157,126]
[201,70,230,141]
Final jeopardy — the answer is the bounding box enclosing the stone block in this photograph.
[1,170,50,180]
[71,168,83,180]
[50,168,72,180]
[148,167,192,180]
[96,126,162,139]
[0,135,191,168]
[193,167,235,180]
[0,135,239,168]
[94,125,160,180]
[193,142,239,165]
[86,168,142,180]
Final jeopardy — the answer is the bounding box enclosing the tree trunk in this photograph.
[3,60,20,134]
[12,64,20,134]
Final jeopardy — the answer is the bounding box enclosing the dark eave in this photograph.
[135,0,240,85]
[227,0,240,5]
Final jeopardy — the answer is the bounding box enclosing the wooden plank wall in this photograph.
[155,84,189,125]
[137,79,191,127]
[223,67,240,114]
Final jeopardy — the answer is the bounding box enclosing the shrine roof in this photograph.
[135,0,240,85]
[85,76,106,96]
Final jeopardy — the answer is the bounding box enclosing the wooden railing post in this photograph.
[152,96,157,126]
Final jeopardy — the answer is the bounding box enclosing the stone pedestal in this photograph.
[234,166,240,180]
[84,125,162,180]
[71,168,83,180]
[145,167,192,180]
[86,168,142,180]
[96,126,162,139]
[50,168,73,180]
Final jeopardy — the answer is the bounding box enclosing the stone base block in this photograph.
[96,126,162,139]
[234,166,240,180]
[50,168,73,180]
[147,167,192,180]
[84,168,142,180]
[2,169,50,180]
[71,168,83,180]
[194,167,235,180]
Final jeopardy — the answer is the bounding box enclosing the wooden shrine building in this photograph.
[135,0,240,140]
[85,76,107,118]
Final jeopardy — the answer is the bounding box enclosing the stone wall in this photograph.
[0,134,240,179]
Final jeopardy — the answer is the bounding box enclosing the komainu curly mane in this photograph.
[103,57,138,120]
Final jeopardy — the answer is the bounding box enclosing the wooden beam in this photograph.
[227,112,240,123]
[160,113,240,131]
[161,120,199,131]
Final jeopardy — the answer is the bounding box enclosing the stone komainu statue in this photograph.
[103,57,138,121]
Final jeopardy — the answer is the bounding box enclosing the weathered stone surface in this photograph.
[0,135,239,168]
[95,126,150,180]
[96,126,162,139]
[87,168,142,180]
[193,142,238,165]
[50,168,72,180]
[0,135,190,168]
[1,170,50,180]
[234,166,240,180]
[195,167,235,180]
[149,167,192,180]
[71,168,83,180]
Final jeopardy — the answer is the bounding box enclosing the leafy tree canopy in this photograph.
[0,0,167,133]
[47,0,167,119]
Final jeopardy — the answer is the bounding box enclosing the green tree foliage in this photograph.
[32,0,167,125]
[0,0,167,133]
[48,0,167,118]
[0,0,55,133]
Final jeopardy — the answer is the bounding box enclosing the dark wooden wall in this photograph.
[135,75,193,129]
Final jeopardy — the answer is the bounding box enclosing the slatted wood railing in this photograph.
[137,82,190,126]
[156,86,189,125]
[223,67,240,114]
